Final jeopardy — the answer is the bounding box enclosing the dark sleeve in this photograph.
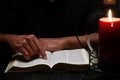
[85,0,104,34]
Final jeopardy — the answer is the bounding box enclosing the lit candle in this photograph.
[98,9,120,71]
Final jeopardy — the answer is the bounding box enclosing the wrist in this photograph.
[0,34,7,42]
[61,36,81,49]
[77,35,88,48]
[0,34,16,42]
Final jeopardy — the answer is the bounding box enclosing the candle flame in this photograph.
[108,9,112,21]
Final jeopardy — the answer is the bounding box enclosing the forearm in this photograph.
[0,33,14,42]
[88,32,98,44]
[62,36,86,49]
[62,33,98,49]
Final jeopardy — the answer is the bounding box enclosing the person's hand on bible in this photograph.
[1,34,47,60]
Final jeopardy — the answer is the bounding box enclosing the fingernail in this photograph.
[43,56,47,59]
[39,55,42,58]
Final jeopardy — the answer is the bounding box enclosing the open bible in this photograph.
[5,49,89,73]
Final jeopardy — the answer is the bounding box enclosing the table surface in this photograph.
[1,58,120,80]
[1,71,120,80]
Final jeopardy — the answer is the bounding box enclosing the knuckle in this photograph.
[27,34,35,40]
[14,41,26,49]
[29,34,35,38]
[22,40,27,45]
[22,39,27,43]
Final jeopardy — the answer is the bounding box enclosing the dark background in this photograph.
[0,0,120,79]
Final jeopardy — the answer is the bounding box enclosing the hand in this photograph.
[4,34,47,60]
[39,38,66,52]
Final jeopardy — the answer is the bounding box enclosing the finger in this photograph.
[19,47,31,60]
[22,39,34,57]
[26,36,39,56]
[39,49,47,59]
[32,36,47,59]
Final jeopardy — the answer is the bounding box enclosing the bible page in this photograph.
[11,52,52,68]
[66,49,89,65]
[50,50,67,68]
[51,49,89,67]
